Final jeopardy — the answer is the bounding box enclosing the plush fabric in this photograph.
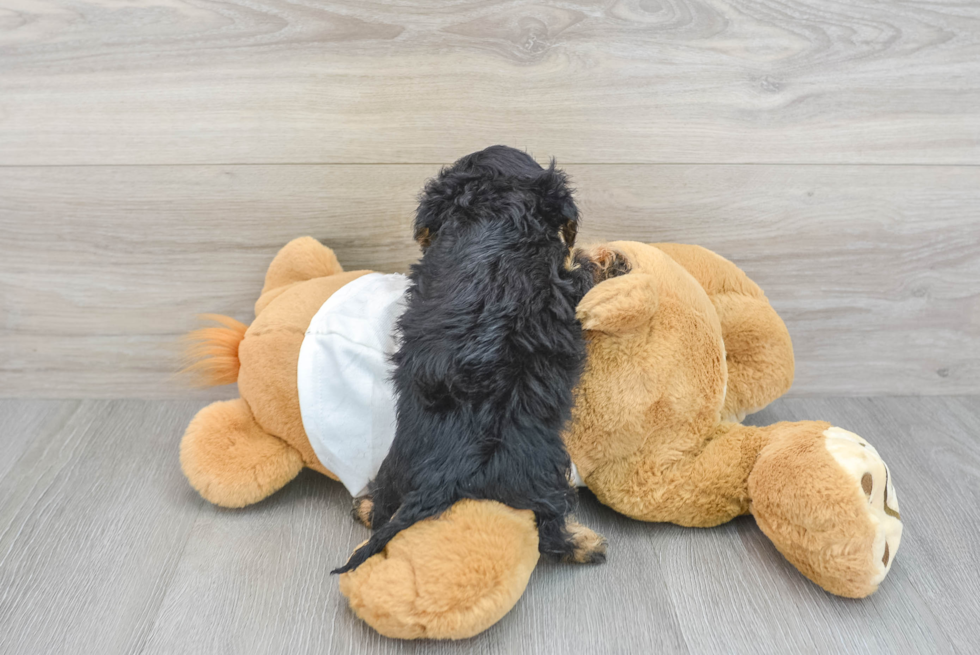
[338,499,539,640]
[179,236,903,640]
[180,398,304,508]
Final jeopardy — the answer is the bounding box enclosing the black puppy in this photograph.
[333,146,606,574]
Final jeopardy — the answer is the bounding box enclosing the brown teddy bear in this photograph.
[180,237,902,640]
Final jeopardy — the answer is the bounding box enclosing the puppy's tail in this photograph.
[180,314,249,387]
[331,494,448,575]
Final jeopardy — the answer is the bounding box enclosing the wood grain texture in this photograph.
[2,164,977,398]
[0,400,205,655]
[0,400,75,481]
[741,396,980,654]
[1,0,979,165]
[0,397,977,653]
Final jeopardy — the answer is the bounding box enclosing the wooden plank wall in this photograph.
[1,0,978,397]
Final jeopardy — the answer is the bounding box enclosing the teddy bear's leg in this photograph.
[652,242,795,421]
[748,421,903,598]
[713,293,795,422]
[180,398,304,508]
[585,422,772,527]
[339,499,540,640]
[255,236,345,315]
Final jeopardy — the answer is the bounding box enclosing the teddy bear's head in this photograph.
[566,241,729,479]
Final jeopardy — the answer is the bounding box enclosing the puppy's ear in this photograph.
[576,274,659,335]
[414,224,434,249]
[413,168,457,249]
[561,221,578,249]
[533,161,579,247]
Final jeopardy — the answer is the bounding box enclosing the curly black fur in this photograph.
[332,146,600,574]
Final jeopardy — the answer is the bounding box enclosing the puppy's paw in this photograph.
[351,496,374,528]
[578,245,630,283]
[564,521,607,565]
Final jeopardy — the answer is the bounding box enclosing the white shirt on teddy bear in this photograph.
[297,273,408,497]
[296,272,585,498]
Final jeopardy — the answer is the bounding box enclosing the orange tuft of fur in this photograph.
[181,314,249,387]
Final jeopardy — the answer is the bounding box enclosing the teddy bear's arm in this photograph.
[576,273,659,335]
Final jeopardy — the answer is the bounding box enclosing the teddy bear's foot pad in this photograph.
[823,426,903,587]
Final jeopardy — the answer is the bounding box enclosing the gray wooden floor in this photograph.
[0,396,977,654]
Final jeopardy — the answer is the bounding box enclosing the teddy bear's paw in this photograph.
[180,399,304,508]
[749,421,904,597]
[563,522,608,565]
[351,496,373,528]
[338,499,540,640]
[823,427,903,587]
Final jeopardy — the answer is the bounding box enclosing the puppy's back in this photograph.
[333,146,592,574]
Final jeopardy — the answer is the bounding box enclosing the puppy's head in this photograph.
[414,145,579,252]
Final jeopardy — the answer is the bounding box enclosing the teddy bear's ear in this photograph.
[576,274,660,335]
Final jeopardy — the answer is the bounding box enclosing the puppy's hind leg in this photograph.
[562,520,608,564]
[538,516,607,565]
[360,475,401,532]
[351,496,374,528]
